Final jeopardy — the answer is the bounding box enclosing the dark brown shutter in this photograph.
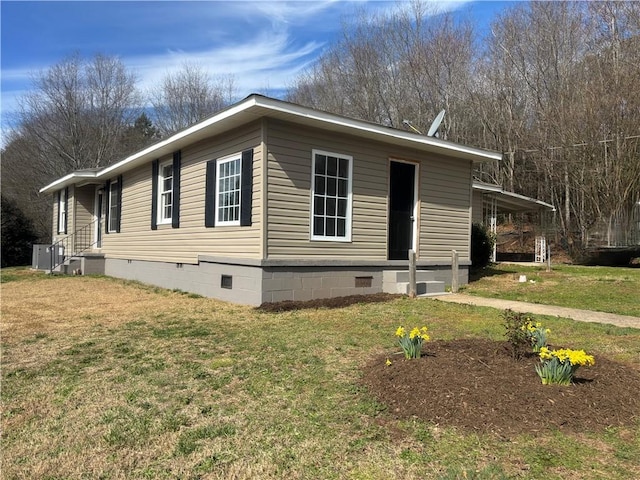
[204,160,216,228]
[63,187,69,234]
[172,151,181,228]
[151,160,158,230]
[104,181,111,235]
[116,175,123,233]
[240,149,253,227]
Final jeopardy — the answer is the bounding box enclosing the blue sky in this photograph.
[1,0,511,135]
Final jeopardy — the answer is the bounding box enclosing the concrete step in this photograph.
[394,280,446,296]
[383,269,436,283]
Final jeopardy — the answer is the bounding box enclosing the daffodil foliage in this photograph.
[535,347,595,385]
[395,326,430,359]
[521,320,550,353]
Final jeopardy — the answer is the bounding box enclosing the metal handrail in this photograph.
[49,219,99,273]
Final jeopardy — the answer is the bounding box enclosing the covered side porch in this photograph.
[472,182,556,264]
[34,170,106,273]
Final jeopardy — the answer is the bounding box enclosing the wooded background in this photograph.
[2,1,639,264]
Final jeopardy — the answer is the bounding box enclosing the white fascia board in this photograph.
[253,96,503,162]
[41,95,502,191]
[473,181,555,212]
[39,171,99,194]
[472,181,503,193]
[499,190,556,212]
[98,97,260,179]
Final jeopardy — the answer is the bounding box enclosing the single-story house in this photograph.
[39,94,503,305]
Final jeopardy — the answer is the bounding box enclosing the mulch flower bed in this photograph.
[362,339,640,437]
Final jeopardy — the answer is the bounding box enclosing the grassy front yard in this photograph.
[2,269,639,479]
[464,264,640,317]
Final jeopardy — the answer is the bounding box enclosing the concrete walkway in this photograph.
[431,293,640,329]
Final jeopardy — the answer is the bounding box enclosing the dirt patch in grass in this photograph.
[362,339,640,438]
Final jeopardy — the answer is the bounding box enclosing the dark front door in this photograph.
[388,161,416,260]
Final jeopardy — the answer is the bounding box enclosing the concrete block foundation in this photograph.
[101,257,469,306]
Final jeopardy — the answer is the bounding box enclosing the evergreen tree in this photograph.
[1,195,39,267]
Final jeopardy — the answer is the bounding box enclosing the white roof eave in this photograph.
[474,182,556,213]
[39,171,100,194]
[41,95,503,193]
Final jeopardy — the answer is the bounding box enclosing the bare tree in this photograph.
[148,62,236,136]
[2,53,144,240]
[17,53,142,174]
[287,1,478,142]
[485,1,640,251]
[289,0,640,256]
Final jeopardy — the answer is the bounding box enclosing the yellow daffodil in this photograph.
[395,324,431,359]
[539,346,552,360]
[385,358,392,366]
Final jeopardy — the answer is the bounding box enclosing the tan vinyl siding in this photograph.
[74,185,94,228]
[52,194,59,242]
[52,186,74,243]
[266,120,387,259]
[420,157,473,262]
[74,185,96,251]
[100,123,263,264]
[265,119,472,261]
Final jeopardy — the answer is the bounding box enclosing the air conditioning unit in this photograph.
[32,244,64,271]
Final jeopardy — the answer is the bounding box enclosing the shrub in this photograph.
[471,223,494,271]
[502,309,531,359]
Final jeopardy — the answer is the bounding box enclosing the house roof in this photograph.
[41,94,503,193]
[473,181,556,213]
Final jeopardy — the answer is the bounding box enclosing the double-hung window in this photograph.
[151,152,180,230]
[57,188,67,234]
[108,179,119,233]
[158,161,173,224]
[216,154,242,226]
[204,149,252,228]
[310,150,353,241]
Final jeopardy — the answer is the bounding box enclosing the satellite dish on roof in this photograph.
[427,109,445,137]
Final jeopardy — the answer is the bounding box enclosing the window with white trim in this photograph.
[158,161,173,224]
[108,180,119,233]
[57,188,67,234]
[216,154,242,226]
[311,150,352,241]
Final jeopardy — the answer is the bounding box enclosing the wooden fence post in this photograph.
[451,250,459,293]
[408,249,416,298]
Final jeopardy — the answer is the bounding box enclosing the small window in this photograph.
[157,161,173,224]
[310,149,353,242]
[108,180,119,233]
[57,188,67,234]
[216,155,242,226]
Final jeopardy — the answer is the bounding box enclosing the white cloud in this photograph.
[128,29,324,97]
[0,0,477,132]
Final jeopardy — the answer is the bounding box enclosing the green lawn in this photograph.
[464,264,640,317]
[2,269,639,479]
